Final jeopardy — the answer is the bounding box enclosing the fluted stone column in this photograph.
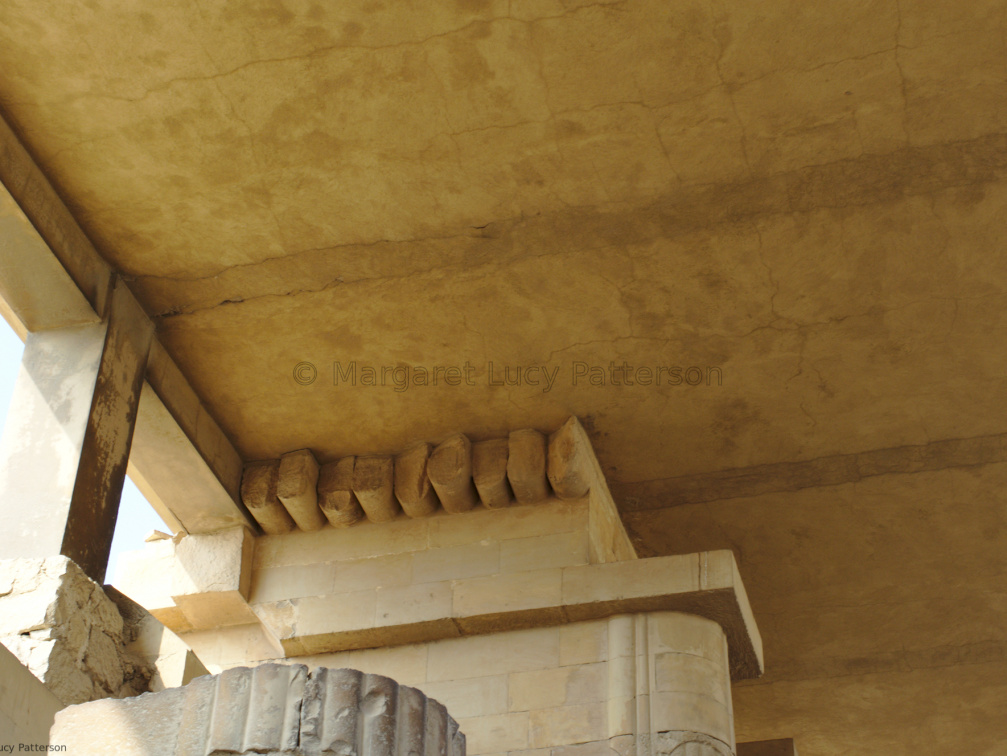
[608,611,736,756]
[50,664,467,756]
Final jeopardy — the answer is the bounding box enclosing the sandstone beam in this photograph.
[318,457,365,527]
[428,434,478,514]
[395,443,440,518]
[353,456,400,523]
[507,429,551,505]
[472,438,512,509]
[241,461,295,535]
[277,449,325,531]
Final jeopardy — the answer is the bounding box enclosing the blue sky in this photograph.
[0,318,167,584]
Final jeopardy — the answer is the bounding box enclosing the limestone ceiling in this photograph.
[0,0,1005,507]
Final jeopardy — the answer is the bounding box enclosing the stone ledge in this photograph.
[253,550,763,681]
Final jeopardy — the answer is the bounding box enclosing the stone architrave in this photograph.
[50,664,467,756]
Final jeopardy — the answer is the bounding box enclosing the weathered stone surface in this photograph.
[508,430,551,506]
[51,664,467,756]
[429,434,478,514]
[548,417,593,500]
[395,442,441,518]
[241,461,295,535]
[737,739,798,756]
[277,448,326,531]
[0,557,150,706]
[654,732,734,756]
[472,438,513,509]
[318,456,365,527]
[354,456,401,523]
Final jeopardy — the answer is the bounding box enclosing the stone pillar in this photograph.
[50,664,468,756]
[608,612,736,756]
[0,277,153,581]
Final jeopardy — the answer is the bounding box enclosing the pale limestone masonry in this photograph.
[51,663,466,756]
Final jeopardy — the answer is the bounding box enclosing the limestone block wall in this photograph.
[250,497,591,653]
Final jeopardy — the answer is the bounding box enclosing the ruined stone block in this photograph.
[0,556,149,706]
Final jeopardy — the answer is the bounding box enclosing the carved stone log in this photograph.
[395,442,440,518]
[51,664,467,756]
[277,449,326,531]
[472,437,512,508]
[428,434,478,514]
[507,428,551,505]
[547,416,593,499]
[240,461,295,535]
[318,456,365,527]
[353,455,400,522]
